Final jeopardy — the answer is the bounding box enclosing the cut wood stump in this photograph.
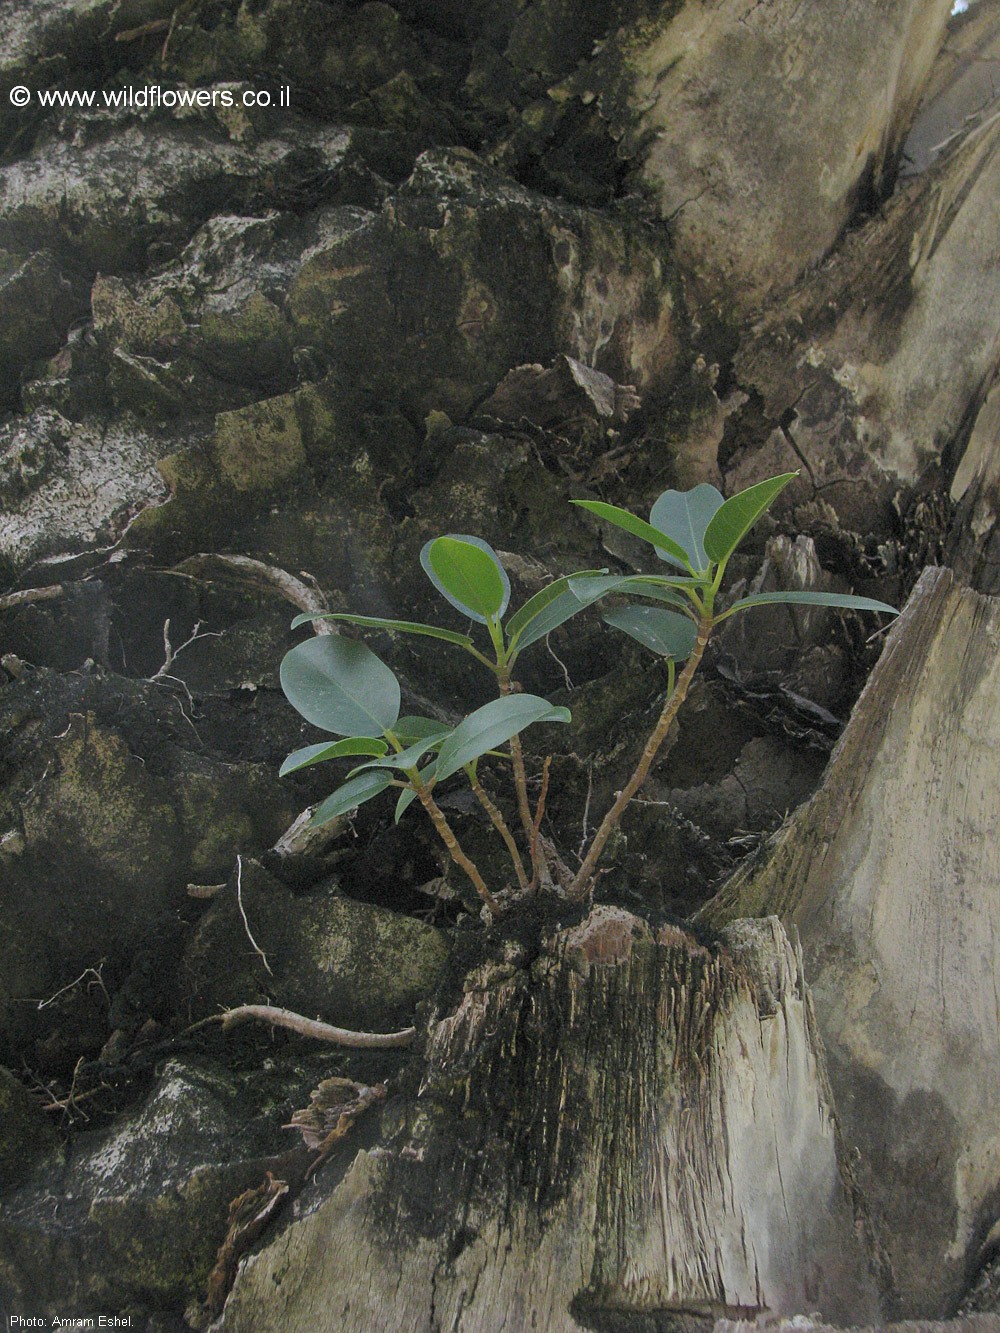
[702,567,1000,1317]
[219,908,882,1330]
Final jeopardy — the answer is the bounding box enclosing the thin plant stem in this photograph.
[569,614,713,898]
[497,668,537,867]
[509,734,535,836]
[495,657,547,887]
[414,784,501,914]
[528,755,551,891]
[385,730,500,913]
[468,772,530,891]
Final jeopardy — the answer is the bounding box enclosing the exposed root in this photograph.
[169,553,334,634]
[235,854,272,977]
[185,1004,417,1049]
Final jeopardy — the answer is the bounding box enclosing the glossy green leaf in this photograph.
[420,535,510,624]
[618,573,711,590]
[311,770,393,826]
[509,571,624,652]
[279,736,388,777]
[392,715,452,744]
[649,484,724,572]
[626,583,697,613]
[508,589,587,652]
[435,695,571,784]
[603,605,698,659]
[569,574,700,615]
[721,590,899,620]
[280,635,400,736]
[351,733,450,775]
[571,500,695,573]
[505,569,606,645]
[289,612,473,649]
[703,473,798,565]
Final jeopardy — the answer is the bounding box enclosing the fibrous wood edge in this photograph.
[219,908,881,1330]
[700,567,1000,1316]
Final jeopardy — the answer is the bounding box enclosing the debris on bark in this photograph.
[204,1171,291,1321]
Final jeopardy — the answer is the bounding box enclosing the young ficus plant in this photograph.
[278,472,898,914]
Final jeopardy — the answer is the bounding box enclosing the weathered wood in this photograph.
[902,0,1000,176]
[701,568,1000,1317]
[577,0,952,311]
[950,374,1000,593]
[220,908,882,1329]
[726,105,1000,545]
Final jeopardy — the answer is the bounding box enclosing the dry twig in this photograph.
[0,585,64,614]
[149,617,220,681]
[29,962,109,1011]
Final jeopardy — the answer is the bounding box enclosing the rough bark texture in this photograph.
[716,1322,1000,1333]
[728,98,1000,541]
[950,375,1000,592]
[578,0,953,311]
[220,909,882,1330]
[701,569,1000,1317]
[2,0,1000,1326]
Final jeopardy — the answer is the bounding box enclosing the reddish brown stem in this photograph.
[569,615,713,898]
[469,774,530,891]
[415,785,501,913]
[187,1006,415,1048]
[498,671,535,836]
[528,756,551,891]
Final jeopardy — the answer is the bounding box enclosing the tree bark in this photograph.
[220,908,884,1329]
[574,0,953,312]
[701,569,1000,1318]
[4,1,1000,1326]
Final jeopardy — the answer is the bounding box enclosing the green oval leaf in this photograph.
[721,590,899,620]
[508,570,624,653]
[289,612,474,649]
[569,574,701,615]
[351,732,451,775]
[509,588,588,652]
[603,605,698,659]
[505,568,607,646]
[624,584,696,613]
[392,715,453,744]
[649,483,724,573]
[280,635,401,737]
[279,736,388,777]
[702,473,798,565]
[571,500,696,574]
[420,535,510,624]
[435,695,571,784]
[311,770,393,826]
